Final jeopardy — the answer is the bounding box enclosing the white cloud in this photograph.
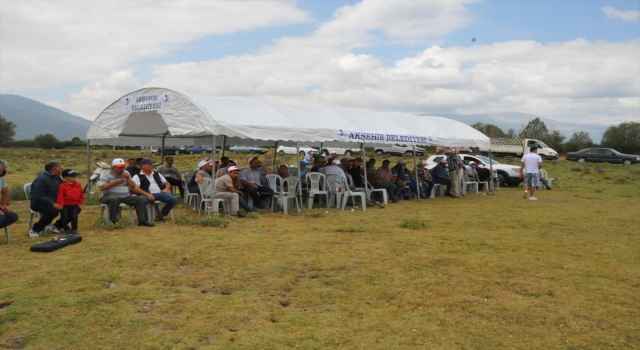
[0,0,311,92]
[602,5,640,22]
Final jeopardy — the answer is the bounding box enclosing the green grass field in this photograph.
[1,148,639,349]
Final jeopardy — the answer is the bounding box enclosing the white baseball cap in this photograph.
[227,166,239,172]
[112,158,126,168]
[332,159,341,165]
[198,159,211,168]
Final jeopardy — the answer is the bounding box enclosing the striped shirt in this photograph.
[447,154,463,172]
[98,170,132,198]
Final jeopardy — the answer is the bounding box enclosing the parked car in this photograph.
[566,148,640,165]
[186,145,219,154]
[229,145,268,154]
[424,154,523,187]
[276,145,319,156]
[436,146,472,154]
[159,145,188,155]
[140,146,159,155]
[374,144,427,157]
[321,147,362,156]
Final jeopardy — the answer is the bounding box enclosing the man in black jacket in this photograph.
[29,161,64,237]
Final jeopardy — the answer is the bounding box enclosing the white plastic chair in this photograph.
[361,175,388,205]
[98,189,135,226]
[305,173,329,209]
[346,173,365,193]
[464,172,479,194]
[146,201,175,223]
[539,169,554,189]
[271,177,301,215]
[183,171,198,207]
[340,176,366,211]
[475,173,489,192]
[24,183,51,235]
[325,174,344,208]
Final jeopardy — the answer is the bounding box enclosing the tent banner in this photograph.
[122,91,173,112]
[337,129,433,145]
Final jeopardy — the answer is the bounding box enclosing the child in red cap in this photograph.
[57,169,85,234]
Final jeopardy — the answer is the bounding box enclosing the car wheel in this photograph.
[250,150,256,155]
[577,157,586,163]
[622,159,633,166]
[375,150,384,155]
[278,150,285,156]
[345,151,352,156]
[497,173,507,187]
[539,154,547,160]
[299,151,306,157]
[404,151,413,156]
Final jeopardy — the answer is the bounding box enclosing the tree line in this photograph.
[472,118,639,154]
[0,115,86,149]
[2,114,639,154]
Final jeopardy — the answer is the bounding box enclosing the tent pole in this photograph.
[361,142,368,206]
[221,135,226,158]
[160,131,168,164]
[320,142,324,157]
[217,135,225,174]
[489,148,495,196]
[211,134,217,214]
[295,141,302,210]
[413,145,420,202]
[273,141,278,168]
[86,139,91,195]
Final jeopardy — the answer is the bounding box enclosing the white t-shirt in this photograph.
[133,171,167,193]
[521,153,542,174]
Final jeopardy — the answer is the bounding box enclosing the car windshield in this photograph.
[610,149,622,155]
[538,140,549,148]
[474,155,501,165]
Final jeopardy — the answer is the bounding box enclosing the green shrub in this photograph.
[175,214,230,228]
[400,216,426,230]
[334,226,365,233]
[9,184,27,201]
[93,218,127,230]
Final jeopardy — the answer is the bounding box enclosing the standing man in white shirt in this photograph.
[520,147,543,201]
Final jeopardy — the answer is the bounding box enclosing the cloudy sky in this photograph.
[1,0,639,125]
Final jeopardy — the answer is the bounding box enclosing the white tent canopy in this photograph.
[86,87,490,149]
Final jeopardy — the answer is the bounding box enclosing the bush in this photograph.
[175,214,231,227]
[8,184,27,201]
[93,218,128,230]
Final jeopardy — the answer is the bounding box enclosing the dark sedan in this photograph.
[186,145,219,154]
[566,148,640,165]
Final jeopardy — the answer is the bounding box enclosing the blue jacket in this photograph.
[30,171,63,205]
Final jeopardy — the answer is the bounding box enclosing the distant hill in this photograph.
[0,94,92,140]
[419,112,610,143]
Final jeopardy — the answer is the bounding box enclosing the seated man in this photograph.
[363,161,397,203]
[431,159,453,196]
[125,158,140,177]
[299,161,309,187]
[391,159,423,199]
[188,159,213,194]
[156,156,184,198]
[310,157,327,172]
[29,161,64,237]
[132,159,178,221]
[339,157,351,172]
[0,160,19,232]
[203,166,245,218]
[416,163,434,198]
[348,157,364,188]
[276,164,290,192]
[303,150,313,164]
[239,157,274,209]
[99,158,153,227]
[322,159,348,193]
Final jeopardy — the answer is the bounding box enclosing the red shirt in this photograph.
[57,181,85,206]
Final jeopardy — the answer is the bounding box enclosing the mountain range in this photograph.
[0,94,610,143]
[0,94,92,140]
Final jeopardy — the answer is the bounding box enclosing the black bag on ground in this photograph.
[30,235,82,253]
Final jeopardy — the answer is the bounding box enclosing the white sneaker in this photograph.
[529,197,538,201]
[29,229,42,238]
[47,225,60,234]
[523,191,529,199]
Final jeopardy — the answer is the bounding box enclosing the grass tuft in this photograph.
[571,167,582,172]
[93,217,128,230]
[175,214,230,227]
[334,226,366,233]
[400,216,426,230]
